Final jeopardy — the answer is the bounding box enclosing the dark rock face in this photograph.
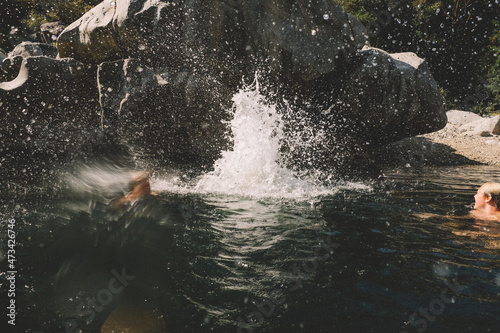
[237,0,368,81]
[97,58,232,168]
[340,47,447,143]
[0,54,100,185]
[9,41,59,59]
[1,0,447,181]
[0,42,59,82]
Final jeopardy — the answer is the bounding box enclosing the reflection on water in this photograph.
[1,165,500,332]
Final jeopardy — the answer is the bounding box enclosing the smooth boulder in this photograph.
[340,47,446,142]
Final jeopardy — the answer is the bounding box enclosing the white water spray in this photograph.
[189,80,370,198]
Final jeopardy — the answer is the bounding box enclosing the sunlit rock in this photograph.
[57,0,183,66]
[432,110,500,136]
[458,115,500,136]
[446,110,482,126]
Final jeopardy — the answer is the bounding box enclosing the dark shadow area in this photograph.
[375,136,483,170]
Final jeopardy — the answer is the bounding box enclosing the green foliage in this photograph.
[1,0,100,50]
[20,0,101,31]
[351,6,375,23]
[486,20,500,112]
[336,1,377,23]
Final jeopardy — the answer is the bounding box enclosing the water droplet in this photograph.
[323,14,329,20]
[311,29,317,36]
[433,262,452,277]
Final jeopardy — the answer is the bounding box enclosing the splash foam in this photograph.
[154,80,371,199]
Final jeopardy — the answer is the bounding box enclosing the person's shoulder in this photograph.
[470,209,500,222]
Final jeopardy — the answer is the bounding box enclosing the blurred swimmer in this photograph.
[111,171,156,207]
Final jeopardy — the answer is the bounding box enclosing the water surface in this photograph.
[1,87,499,332]
[1,165,500,333]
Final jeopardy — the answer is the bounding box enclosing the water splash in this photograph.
[69,78,371,200]
[65,163,132,197]
[154,78,371,199]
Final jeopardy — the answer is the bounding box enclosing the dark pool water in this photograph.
[1,165,500,333]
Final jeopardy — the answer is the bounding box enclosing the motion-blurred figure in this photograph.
[112,171,156,207]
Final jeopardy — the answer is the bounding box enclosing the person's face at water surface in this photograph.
[474,188,490,210]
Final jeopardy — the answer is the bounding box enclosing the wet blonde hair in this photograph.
[479,182,500,207]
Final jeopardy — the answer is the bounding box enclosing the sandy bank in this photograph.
[379,110,500,168]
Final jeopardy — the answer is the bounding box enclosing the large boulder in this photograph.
[458,115,500,136]
[340,47,446,142]
[57,0,368,82]
[446,109,483,126]
[236,0,368,81]
[1,0,447,181]
[440,110,500,136]
[278,46,446,174]
[0,55,97,116]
